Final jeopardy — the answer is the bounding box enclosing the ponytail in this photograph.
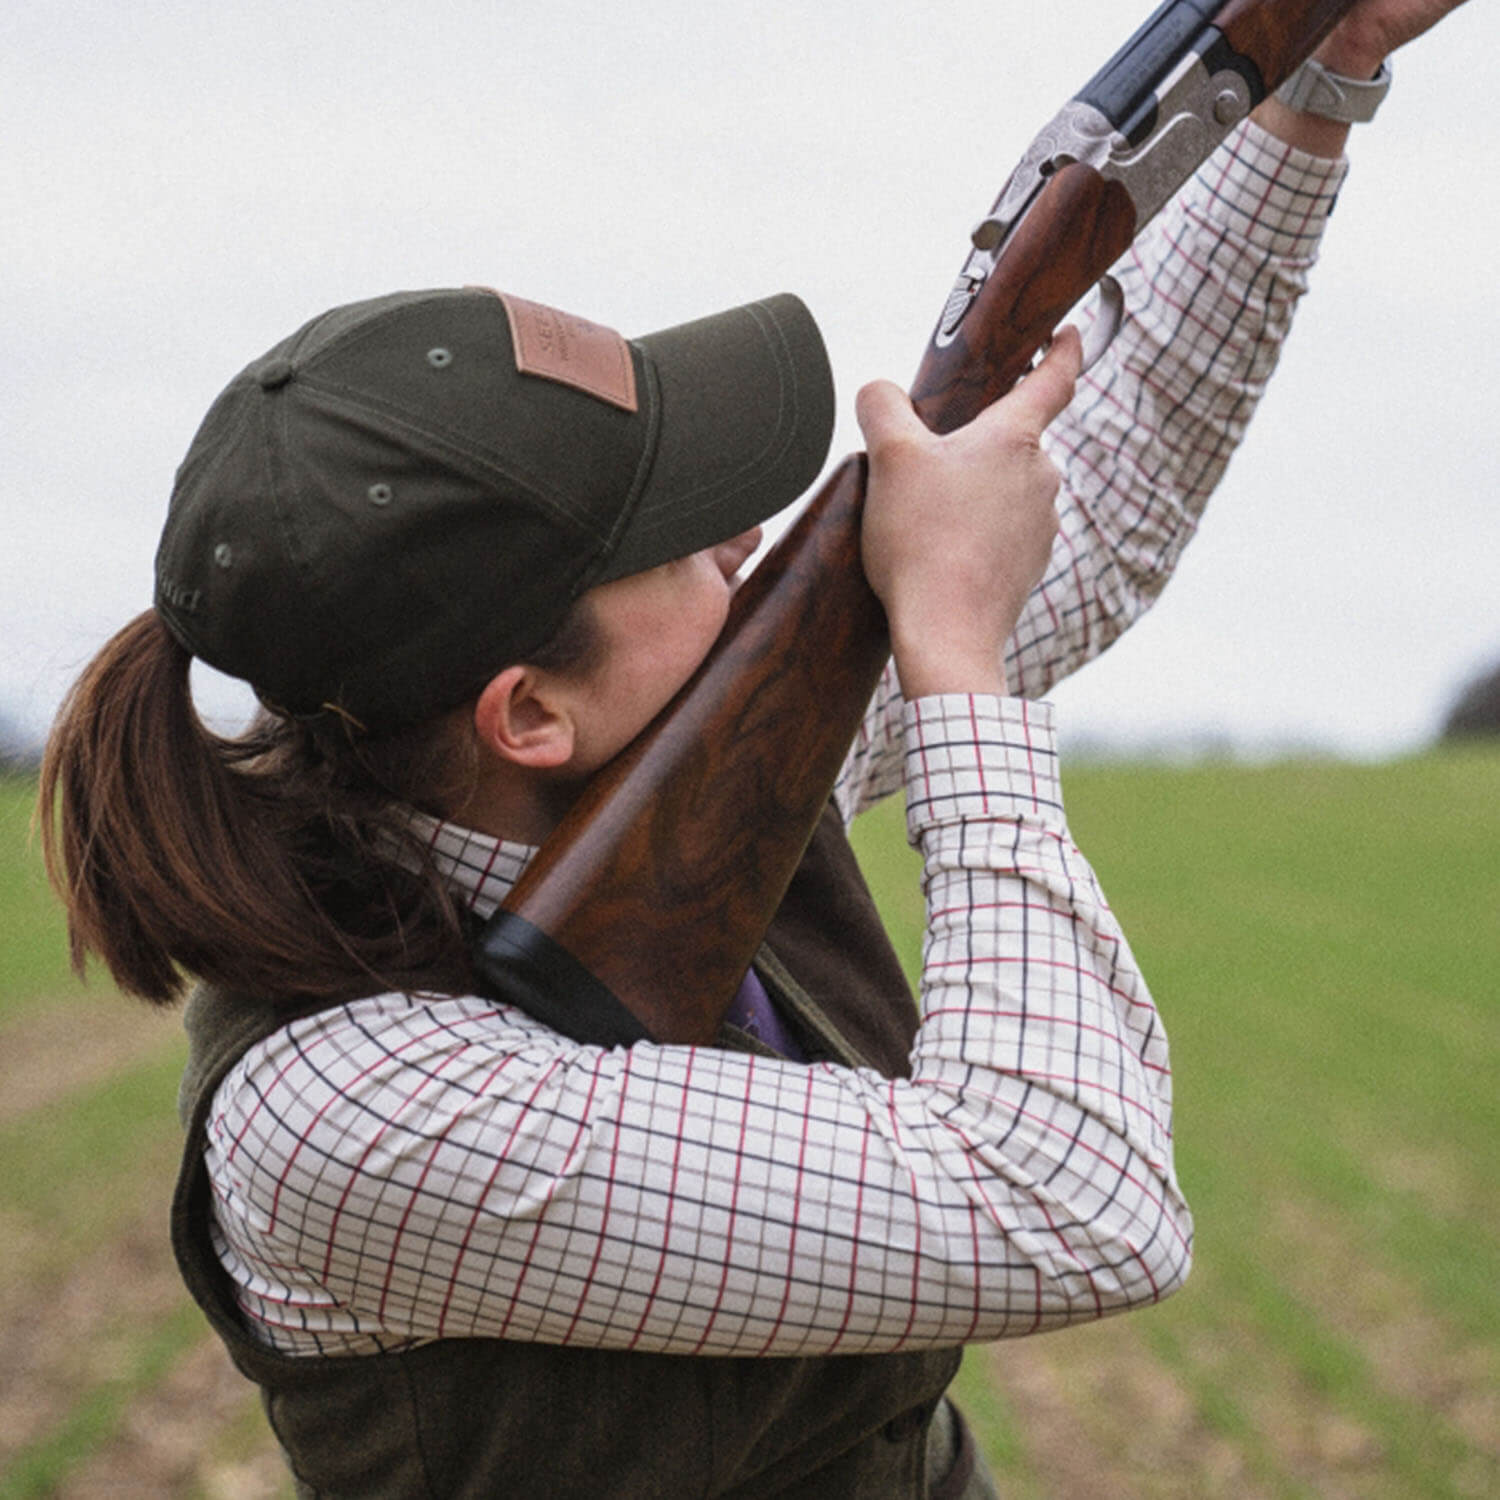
[38,611,473,1006]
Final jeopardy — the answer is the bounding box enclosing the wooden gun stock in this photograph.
[477,456,886,1047]
[476,0,1359,1047]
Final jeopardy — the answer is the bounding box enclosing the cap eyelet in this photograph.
[426,347,453,369]
[256,358,294,390]
[368,483,394,507]
[213,543,234,569]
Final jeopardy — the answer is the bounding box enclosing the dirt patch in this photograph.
[1207,1318,1394,1500]
[1369,1140,1499,1242]
[977,1313,1275,1500]
[0,1067,291,1497]
[1268,1194,1500,1480]
[54,1336,290,1500]
[0,1174,291,1496]
[0,1194,185,1468]
[0,996,178,1125]
[0,988,294,1495]
[979,1191,1499,1499]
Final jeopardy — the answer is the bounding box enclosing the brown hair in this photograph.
[38,601,601,1008]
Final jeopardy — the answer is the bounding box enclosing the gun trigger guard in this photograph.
[1078,274,1124,375]
[1035,274,1124,379]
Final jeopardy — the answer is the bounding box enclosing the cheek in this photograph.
[629,597,726,696]
[585,561,730,717]
[632,576,727,664]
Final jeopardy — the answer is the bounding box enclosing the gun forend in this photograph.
[915,0,1356,433]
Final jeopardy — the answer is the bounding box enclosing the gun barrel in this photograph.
[1078,0,1226,135]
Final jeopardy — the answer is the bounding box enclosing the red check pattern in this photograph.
[838,121,1347,813]
[203,121,1346,1359]
[208,698,1185,1356]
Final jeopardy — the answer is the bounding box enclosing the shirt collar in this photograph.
[404,810,537,921]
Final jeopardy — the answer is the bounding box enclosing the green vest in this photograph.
[172,806,965,1497]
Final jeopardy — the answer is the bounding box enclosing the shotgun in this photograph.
[475,0,1361,1047]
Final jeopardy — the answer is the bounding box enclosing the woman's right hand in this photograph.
[856,326,1081,699]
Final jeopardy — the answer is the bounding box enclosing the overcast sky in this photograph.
[4,0,1496,759]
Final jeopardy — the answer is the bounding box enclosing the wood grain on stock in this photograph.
[911,164,1138,433]
[1214,0,1358,88]
[501,457,890,1044]
[495,0,1364,1047]
[501,171,1139,1046]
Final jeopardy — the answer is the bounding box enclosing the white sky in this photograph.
[4,0,1496,758]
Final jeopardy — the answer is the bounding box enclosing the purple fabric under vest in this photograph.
[725,969,807,1061]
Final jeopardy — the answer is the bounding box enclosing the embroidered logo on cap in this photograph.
[497,292,638,412]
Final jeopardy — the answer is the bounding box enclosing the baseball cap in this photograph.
[154,287,834,731]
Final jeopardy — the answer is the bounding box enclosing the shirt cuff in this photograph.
[901,695,1062,840]
[1190,118,1350,260]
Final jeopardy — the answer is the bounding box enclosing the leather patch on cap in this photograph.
[497,292,638,412]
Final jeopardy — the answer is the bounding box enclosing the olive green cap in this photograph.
[154,287,834,731]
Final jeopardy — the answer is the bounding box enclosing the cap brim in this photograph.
[597,293,835,583]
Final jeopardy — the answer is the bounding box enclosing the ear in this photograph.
[473,665,577,770]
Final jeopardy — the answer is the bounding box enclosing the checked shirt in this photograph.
[201,121,1347,1360]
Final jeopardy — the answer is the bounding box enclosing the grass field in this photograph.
[3,748,1497,1497]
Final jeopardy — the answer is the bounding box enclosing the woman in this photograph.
[43,285,1113,1498]
[39,8,1458,1487]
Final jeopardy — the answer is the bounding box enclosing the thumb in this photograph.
[855,379,926,452]
[1004,325,1083,438]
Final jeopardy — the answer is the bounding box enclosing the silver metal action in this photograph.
[933,38,1255,350]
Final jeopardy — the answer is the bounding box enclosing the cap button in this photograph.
[257,357,295,390]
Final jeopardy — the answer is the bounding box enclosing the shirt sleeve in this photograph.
[833,120,1349,820]
[206,697,1191,1360]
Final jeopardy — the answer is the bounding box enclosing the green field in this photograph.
[851,747,1500,1500]
[3,750,1497,1497]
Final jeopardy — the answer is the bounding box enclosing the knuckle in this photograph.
[1009,427,1045,459]
[870,430,924,468]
